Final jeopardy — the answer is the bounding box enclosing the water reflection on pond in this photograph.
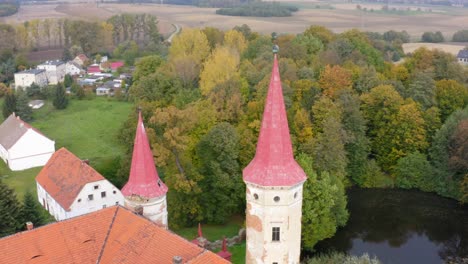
[312,188,468,263]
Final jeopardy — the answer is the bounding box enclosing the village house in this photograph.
[0,206,230,264]
[87,64,101,74]
[73,53,89,66]
[14,69,47,89]
[37,60,66,85]
[36,148,124,221]
[65,61,83,76]
[96,80,121,96]
[457,49,468,65]
[0,113,55,171]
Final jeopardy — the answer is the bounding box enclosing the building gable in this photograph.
[36,148,105,211]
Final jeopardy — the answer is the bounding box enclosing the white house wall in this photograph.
[245,183,304,264]
[38,64,66,85]
[68,180,124,219]
[37,182,67,221]
[37,180,124,221]
[65,63,81,76]
[124,195,168,228]
[8,129,55,171]
[14,72,47,89]
[0,144,8,164]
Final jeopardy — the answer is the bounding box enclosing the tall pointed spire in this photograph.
[243,54,306,186]
[122,111,168,198]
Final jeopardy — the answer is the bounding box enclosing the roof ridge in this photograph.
[96,207,120,264]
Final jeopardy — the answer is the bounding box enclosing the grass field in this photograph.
[175,215,244,241]
[173,215,245,263]
[0,97,133,197]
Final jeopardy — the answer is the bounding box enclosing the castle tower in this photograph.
[243,54,307,264]
[122,111,169,228]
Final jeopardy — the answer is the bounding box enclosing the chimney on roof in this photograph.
[172,256,183,264]
[82,159,89,165]
[26,222,33,230]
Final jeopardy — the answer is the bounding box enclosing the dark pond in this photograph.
[312,188,468,264]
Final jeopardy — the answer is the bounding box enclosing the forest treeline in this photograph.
[108,24,468,250]
[216,2,299,17]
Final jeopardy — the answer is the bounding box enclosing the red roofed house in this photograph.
[0,113,55,171]
[110,61,124,71]
[243,53,307,264]
[87,64,101,74]
[73,53,89,66]
[121,111,169,228]
[0,206,230,264]
[36,148,124,221]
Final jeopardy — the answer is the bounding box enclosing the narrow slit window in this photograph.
[272,227,280,241]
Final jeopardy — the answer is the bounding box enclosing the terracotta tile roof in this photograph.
[243,54,307,187]
[36,148,105,211]
[188,251,231,264]
[0,113,50,150]
[110,61,124,70]
[0,207,115,264]
[0,206,230,264]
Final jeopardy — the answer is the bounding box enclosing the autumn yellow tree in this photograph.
[199,46,240,96]
[319,65,352,98]
[223,29,247,55]
[169,29,210,87]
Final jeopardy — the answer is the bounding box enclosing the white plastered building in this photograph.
[36,148,124,221]
[37,60,66,85]
[65,61,83,76]
[0,113,55,171]
[14,69,47,90]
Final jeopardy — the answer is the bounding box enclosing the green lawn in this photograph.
[174,215,244,241]
[0,97,133,197]
[230,242,246,264]
[172,215,245,263]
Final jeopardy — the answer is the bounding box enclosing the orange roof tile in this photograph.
[0,207,230,264]
[35,148,105,211]
[188,251,231,264]
[0,207,115,264]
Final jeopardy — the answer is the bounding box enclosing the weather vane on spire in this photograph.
[271,32,279,54]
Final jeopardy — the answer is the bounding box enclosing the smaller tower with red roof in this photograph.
[121,110,169,228]
[243,51,307,264]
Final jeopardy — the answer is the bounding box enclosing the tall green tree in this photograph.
[15,90,32,122]
[0,180,22,237]
[435,79,468,122]
[361,85,404,171]
[20,191,47,229]
[299,154,348,250]
[395,152,434,191]
[430,106,468,199]
[407,71,436,110]
[337,91,370,186]
[196,123,243,224]
[2,89,16,118]
[311,96,348,180]
[53,83,68,110]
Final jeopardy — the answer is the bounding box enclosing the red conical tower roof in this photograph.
[243,54,307,187]
[122,111,168,198]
